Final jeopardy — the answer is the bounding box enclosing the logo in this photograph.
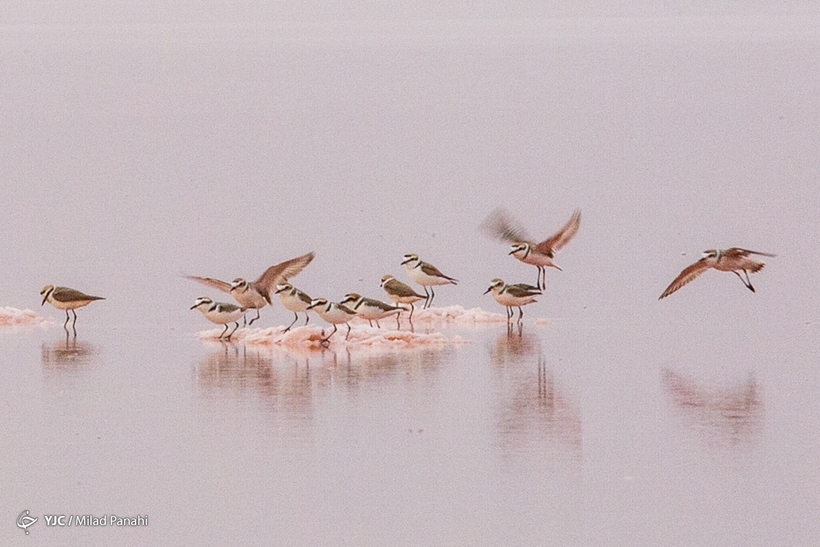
[17,510,37,535]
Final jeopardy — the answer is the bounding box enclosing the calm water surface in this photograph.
[2,314,818,545]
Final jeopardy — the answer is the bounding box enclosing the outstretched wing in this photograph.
[725,248,777,258]
[535,210,581,254]
[658,259,710,300]
[479,208,532,243]
[254,252,316,295]
[185,275,232,294]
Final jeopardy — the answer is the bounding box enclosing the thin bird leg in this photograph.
[395,312,401,330]
[63,310,70,330]
[304,313,310,326]
[219,324,229,339]
[368,320,374,328]
[375,319,381,329]
[517,306,524,323]
[422,286,431,309]
[248,308,261,326]
[72,309,78,328]
[506,307,513,322]
[321,324,338,345]
[344,323,351,340]
[284,312,299,332]
[428,287,436,308]
[733,270,755,292]
[226,321,240,340]
[408,304,415,322]
[742,269,755,290]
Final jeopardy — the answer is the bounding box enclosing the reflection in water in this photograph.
[662,369,764,448]
[489,323,541,365]
[41,332,98,371]
[491,328,582,461]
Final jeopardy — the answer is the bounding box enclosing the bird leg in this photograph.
[344,323,351,340]
[321,324,338,345]
[219,324,229,339]
[284,312,299,332]
[226,321,240,341]
[733,270,755,292]
[247,308,261,326]
[428,287,436,308]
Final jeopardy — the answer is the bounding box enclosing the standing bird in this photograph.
[380,274,426,326]
[186,252,314,326]
[400,254,458,309]
[190,297,246,340]
[659,248,776,299]
[483,278,542,323]
[307,298,357,345]
[40,285,105,332]
[274,283,313,332]
[340,293,404,329]
[481,209,581,290]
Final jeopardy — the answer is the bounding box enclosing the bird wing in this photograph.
[185,275,232,294]
[725,248,777,258]
[52,287,105,302]
[506,283,542,297]
[479,208,532,243]
[420,261,458,282]
[535,210,581,254]
[385,279,426,298]
[658,259,711,300]
[253,252,316,295]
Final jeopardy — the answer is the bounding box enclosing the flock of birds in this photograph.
[38,209,775,344]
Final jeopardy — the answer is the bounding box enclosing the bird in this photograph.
[186,252,314,326]
[481,208,581,290]
[400,254,458,309]
[274,283,313,332]
[190,296,247,340]
[40,285,104,332]
[340,293,404,329]
[483,278,542,322]
[380,274,426,326]
[306,298,358,345]
[659,248,776,299]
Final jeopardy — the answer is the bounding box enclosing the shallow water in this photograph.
[2,8,820,546]
[2,313,819,545]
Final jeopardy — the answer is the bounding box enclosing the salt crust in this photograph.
[0,307,52,328]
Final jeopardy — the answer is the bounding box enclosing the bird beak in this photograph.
[41,295,47,306]
[190,304,198,310]
[508,249,516,255]
[483,287,492,295]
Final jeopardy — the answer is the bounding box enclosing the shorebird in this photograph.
[40,285,104,331]
[274,283,313,332]
[380,274,426,325]
[307,298,357,345]
[400,254,458,309]
[186,252,314,326]
[659,248,776,299]
[190,297,247,340]
[483,278,542,322]
[340,293,404,328]
[481,209,581,290]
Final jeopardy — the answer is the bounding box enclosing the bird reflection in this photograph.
[661,369,763,448]
[492,331,582,461]
[196,344,315,424]
[41,331,98,370]
[490,323,540,365]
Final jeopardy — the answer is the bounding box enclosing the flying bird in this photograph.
[481,208,581,290]
[659,248,775,299]
[186,252,314,326]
